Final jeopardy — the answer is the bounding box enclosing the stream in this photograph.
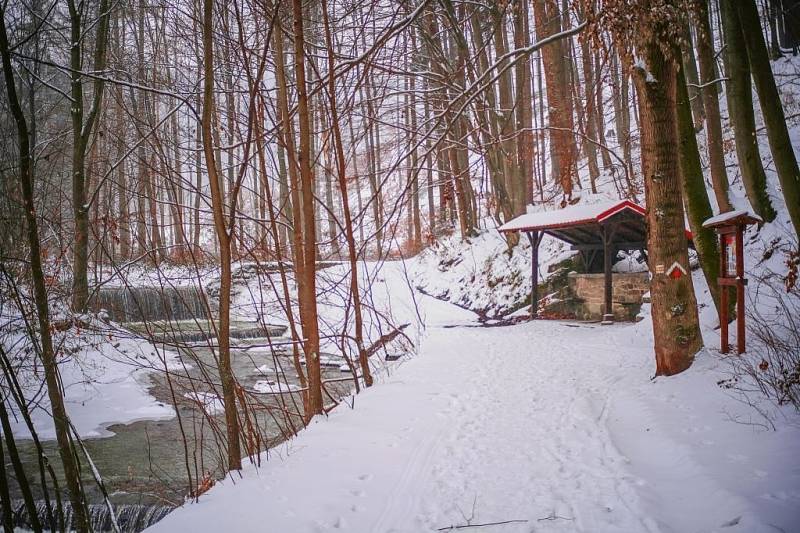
[6,286,355,531]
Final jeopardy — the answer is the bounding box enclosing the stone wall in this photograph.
[566,272,650,321]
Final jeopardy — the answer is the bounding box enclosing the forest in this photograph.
[1,0,799,531]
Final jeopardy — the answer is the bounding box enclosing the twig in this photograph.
[537,511,574,522]
[436,519,528,531]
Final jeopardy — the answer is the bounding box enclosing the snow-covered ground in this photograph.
[148,258,800,533]
[3,319,179,440]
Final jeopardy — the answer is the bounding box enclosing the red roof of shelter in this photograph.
[498,200,645,233]
[497,199,693,245]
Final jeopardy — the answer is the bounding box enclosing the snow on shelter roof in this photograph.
[702,209,763,229]
[497,200,645,233]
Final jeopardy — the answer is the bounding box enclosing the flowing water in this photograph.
[89,286,210,323]
[9,285,355,531]
[3,500,174,532]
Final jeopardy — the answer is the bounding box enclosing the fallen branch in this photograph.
[436,519,528,531]
[365,323,409,357]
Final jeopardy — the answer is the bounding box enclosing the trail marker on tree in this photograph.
[702,210,762,354]
[666,262,687,279]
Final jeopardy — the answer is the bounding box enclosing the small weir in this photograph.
[125,319,288,343]
[89,286,209,323]
[3,500,175,532]
[90,286,288,341]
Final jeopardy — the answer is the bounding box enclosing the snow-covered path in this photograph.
[368,322,657,533]
[149,266,800,533]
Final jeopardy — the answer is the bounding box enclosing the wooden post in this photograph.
[719,234,729,353]
[528,231,541,320]
[602,224,614,324]
[708,214,758,354]
[735,226,745,354]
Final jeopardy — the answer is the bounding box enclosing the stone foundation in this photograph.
[566,272,650,321]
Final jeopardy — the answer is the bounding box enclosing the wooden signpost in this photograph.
[702,210,762,354]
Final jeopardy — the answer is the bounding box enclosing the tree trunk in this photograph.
[532,0,577,200]
[677,65,721,311]
[721,0,777,222]
[611,49,635,197]
[201,0,241,470]
[681,20,705,129]
[292,0,324,416]
[633,36,703,376]
[0,13,91,529]
[580,28,600,192]
[593,51,613,169]
[273,23,310,410]
[694,0,733,212]
[736,0,800,235]
[321,0,372,386]
[514,0,535,205]
[0,437,12,533]
[767,0,783,59]
[0,401,41,531]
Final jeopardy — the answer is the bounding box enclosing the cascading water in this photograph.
[89,286,209,323]
[3,500,175,532]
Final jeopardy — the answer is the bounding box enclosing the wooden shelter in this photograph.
[498,200,692,323]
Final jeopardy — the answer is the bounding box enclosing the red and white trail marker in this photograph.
[666,261,687,279]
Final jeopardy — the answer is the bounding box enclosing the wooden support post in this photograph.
[528,231,541,320]
[720,283,729,353]
[719,233,729,353]
[735,227,745,354]
[602,224,614,324]
[707,213,758,354]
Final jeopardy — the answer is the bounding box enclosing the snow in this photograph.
[497,199,643,233]
[253,363,280,374]
[252,380,301,394]
[147,260,800,533]
[702,209,764,228]
[184,392,224,416]
[5,321,179,440]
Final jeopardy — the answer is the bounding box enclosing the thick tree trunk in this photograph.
[634,38,703,376]
[695,0,733,212]
[408,25,422,249]
[677,65,721,311]
[721,0,777,222]
[736,0,800,235]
